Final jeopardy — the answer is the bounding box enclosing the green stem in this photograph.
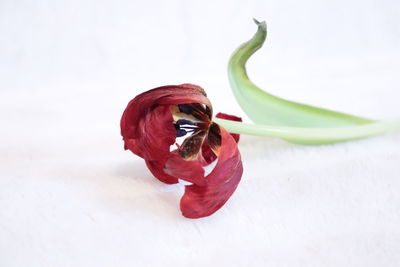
[215,118,400,145]
[228,19,373,127]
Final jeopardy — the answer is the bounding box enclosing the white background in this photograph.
[1,0,400,266]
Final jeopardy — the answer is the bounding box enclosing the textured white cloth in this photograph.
[1,0,400,266]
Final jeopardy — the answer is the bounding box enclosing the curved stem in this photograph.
[215,118,400,145]
[228,19,373,127]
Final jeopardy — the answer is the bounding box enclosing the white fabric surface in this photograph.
[1,0,400,266]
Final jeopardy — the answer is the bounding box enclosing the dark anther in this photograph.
[175,119,196,126]
[178,104,193,114]
[174,120,199,137]
[176,128,188,137]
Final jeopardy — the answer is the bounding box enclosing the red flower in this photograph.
[120,83,243,218]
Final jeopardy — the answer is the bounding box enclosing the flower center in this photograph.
[170,103,213,158]
[174,119,206,137]
[171,103,211,138]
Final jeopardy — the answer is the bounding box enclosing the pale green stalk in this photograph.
[226,19,400,144]
[215,118,400,145]
[228,19,373,127]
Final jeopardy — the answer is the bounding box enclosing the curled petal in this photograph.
[202,113,242,163]
[145,159,179,184]
[121,84,211,140]
[121,84,212,161]
[121,84,244,218]
[164,153,206,186]
[216,112,242,142]
[123,104,176,160]
[200,138,218,165]
[180,126,243,218]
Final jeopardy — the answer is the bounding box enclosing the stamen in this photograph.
[173,116,208,137]
[179,126,198,129]
[175,119,196,126]
[174,119,200,137]
[175,128,187,137]
[178,104,193,114]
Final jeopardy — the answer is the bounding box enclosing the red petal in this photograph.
[145,159,179,184]
[121,84,212,161]
[164,153,207,186]
[216,112,242,142]
[201,113,242,163]
[121,84,211,140]
[123,104,175,160]
[200,138,218,164]
[180,126,243,218]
